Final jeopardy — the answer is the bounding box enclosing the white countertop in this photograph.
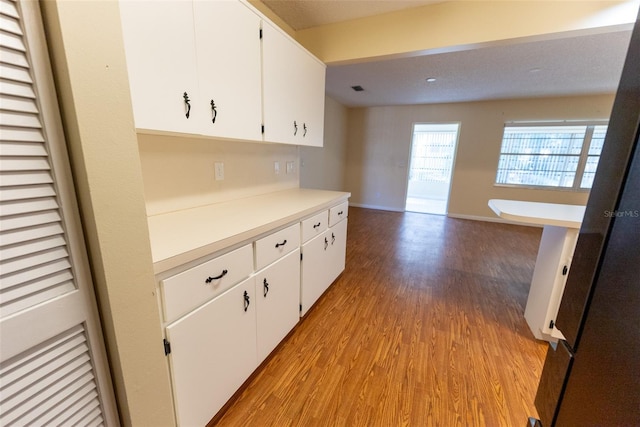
[488,199,585,229]
[147,188,350,274]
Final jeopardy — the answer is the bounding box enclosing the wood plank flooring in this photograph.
[212,208,548,426]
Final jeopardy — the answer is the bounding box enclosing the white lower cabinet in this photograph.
[300,211,348,316]
[255,249,300,363]
[160,200,348,425]
[165,277,257,427]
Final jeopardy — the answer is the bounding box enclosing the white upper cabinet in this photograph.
[119,0,200,135]
[120,0,325,146]
[262,20,326,147]
[193,0,262,141]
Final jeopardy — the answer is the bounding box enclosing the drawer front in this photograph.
[161,244,253,322]
[255,223,300,271]
[329,201,348,227]
[301,211,328,243]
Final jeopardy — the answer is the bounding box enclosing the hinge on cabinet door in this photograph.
[300,252,303,261]
[261,124,265,134]
[549,320,555,329]
[163,338,171,356]
[259,28,263,39]
[300,304,302,312]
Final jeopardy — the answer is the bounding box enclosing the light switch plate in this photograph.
[274,161,280,175]
[214,162,224,180]
[286,161,294,174]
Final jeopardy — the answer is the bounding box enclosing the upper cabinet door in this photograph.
[262,21,326,147]
[119,0,200,134]
[193,0,262,141]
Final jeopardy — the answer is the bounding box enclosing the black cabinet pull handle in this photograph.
[243,290,250,312]
[205,269,227,283]
[263,278,269,297]
[210,99,217,123]
[183,92,191,119]
[324,237,328,250]
[338,211,344,216]
[313,222,321,229]
[303,123,307,137]
[293,121,298,136]
[275,239,287,248]
[332,233,336,244]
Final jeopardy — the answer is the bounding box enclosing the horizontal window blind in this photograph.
[495,123,607,190]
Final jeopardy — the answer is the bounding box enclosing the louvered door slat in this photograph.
[0,197,58,216]
[1,246,68,275]
[0,79,35,98]
[1,257,71,289]
[0,46,28,68]
[0,183,55,200]
[0,62,31,84]
[0,126,43,142]
[0,0,19,18]
[0,324,103,426]
[0,141,48,156]
[1,209,61,231]
[0,234,65,261]
[0,330,85,383]
[0,222,63,246]
[0,171,52,186]
[0,12,20,34]
[0,94,39,113]
[5,356,93,424]
[0,31,24,52]
[43,389,99,426]
[0,111,41,128]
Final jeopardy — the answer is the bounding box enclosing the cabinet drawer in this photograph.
[301,211,328,243]
[161,244,253,322]
[255,223,300,271]
[329,201,348,226]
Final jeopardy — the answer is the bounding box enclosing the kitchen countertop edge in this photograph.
[148,188,351,275]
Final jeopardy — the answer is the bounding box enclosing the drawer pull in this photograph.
[303,123,307,137]
[263,278,269,297]
[183,92,191,119]
[338,211,344,216]
[205,269,228,283]
[243,290,250,312]
[210,99,217,124]
[275,239,287,248]
[313,222,321,229]
[324,237,328,250]
[293,121,298,136]
[332,233,336,244]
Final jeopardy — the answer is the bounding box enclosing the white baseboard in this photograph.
[350,205,542,228]
[349,202,405,212]
[447,213,542,228]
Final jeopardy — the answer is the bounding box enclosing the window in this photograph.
[495,123,607,190]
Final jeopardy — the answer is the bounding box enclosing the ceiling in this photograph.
[261,1,633,107]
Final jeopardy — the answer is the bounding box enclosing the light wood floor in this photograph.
[212,208,548,426]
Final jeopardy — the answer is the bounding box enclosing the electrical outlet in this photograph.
[274,161,280,175]
[214,162,224,180]
[286,161,294,174]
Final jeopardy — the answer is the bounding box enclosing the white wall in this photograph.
[344,94,616,218]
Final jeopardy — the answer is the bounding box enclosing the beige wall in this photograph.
[41,1,174,425]
[139,135,299,216]
[297,1,638,64]
[300,96,348,191]
[344,95,615,218]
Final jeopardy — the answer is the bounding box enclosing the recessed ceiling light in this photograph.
[529,68,541,73]
[426,77,437,83]
[351,85,364,92]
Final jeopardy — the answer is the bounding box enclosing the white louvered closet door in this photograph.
[0,0,118,425]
